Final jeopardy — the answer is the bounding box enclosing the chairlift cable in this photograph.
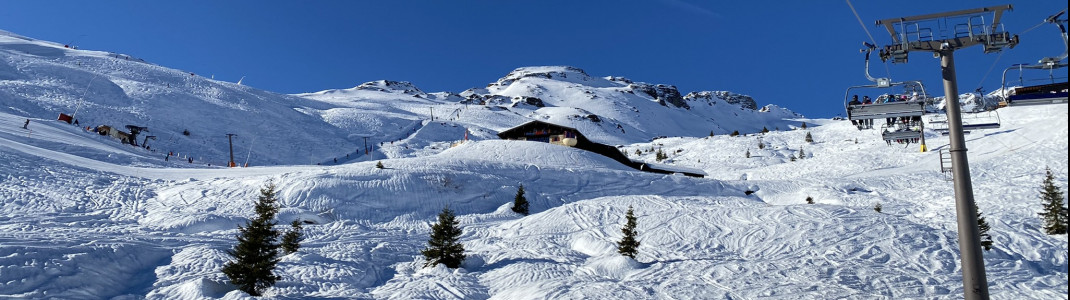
[245,136,257,167]
[846,0,893,78]
[845,0,879,49]
[71,73,100,120]
[1019,20,1048,36]
[975,50,1006,92]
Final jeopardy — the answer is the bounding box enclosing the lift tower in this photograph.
[226,133,238,168]
[875,5,1018,300]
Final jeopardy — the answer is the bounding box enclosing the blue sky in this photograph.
[2,1,1065,117]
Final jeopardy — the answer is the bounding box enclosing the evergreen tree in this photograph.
[758,140,766,149]
[805,131,814,143]
[806,196,814,204]
[222,183,283,296]
[798,148,806,159]
[709,130,715,137]
[976,206,993,251]
[730,130,740,137]
[761,127,769,133]
[422,207,466,268]
[617,205,640,259]
[655,149,668,162]
[789,154,796,162]
[801,122,808,129]
[512,185,529,215]
[1038,167,1068,235]
[634,149,641,156]
[281,219,303,255]
[745,149,751,158]
[376,161,384,169]
[873,202,882,213]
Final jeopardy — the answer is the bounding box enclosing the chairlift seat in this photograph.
[961,122,1001,131]
[1007,91,1069,106]
[881,129,923,142]
[847,101,926,120]
[1014,82,1068,95]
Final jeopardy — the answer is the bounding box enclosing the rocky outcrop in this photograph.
[630,83,688,109]
[511,96,546,108]
[684,91,758,110]
[355,80,424,95]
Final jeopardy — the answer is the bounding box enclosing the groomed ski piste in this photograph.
[1,29,1067,299]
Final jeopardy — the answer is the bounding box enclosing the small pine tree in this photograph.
[512,185,529,215]
[745,149,751,158]
[805,131,813,143]
[222,183,283,296]
[655,149,667,162]
[976,206,993,251]
[1038,167,1068,235]
[617,206,640,259]
[789,154,796,161]
[281,219,303,255]
[801,122,808,129]
[634,149,641,156]
[761,127,769,133]
[376,161,384,169]
[758,140,766,149]
[730,130,740,137]
[422,207,466,268]
[873,202,882,213]
[798,148,806,159]
[806,196,814,204]
[709,130,715,137]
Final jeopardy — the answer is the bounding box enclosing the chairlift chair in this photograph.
[880,120,924,145]
[928,110,1000,135]
[845,43,929,129]
[998,10,1069,107]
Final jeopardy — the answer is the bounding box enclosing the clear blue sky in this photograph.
[2,1,1065,117]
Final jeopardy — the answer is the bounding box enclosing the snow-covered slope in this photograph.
[1,29,1067,299]
[0,30,366,167]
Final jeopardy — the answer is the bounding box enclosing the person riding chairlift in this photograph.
[848,95,862,126]
[860,96,874,128]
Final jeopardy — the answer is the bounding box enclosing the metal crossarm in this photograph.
[877,5,1018,63]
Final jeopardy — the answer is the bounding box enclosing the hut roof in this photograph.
[497,120,582,139]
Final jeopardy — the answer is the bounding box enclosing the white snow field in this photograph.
[1,30,1068,299]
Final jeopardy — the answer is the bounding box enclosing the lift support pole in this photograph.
[876,5,1018,300]
[226,133,237,168]
[940,50,988,299]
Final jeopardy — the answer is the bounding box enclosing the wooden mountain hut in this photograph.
[498,120,704,177]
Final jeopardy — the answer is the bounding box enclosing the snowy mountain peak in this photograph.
[491,66,593,87]
[355,80,425,95]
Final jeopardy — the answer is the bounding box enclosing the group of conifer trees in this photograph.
[221,184,303,296]
[223,165,1065,296]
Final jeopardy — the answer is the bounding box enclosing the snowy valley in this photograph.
[1,29,1068,299]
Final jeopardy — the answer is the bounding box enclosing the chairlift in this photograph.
[845,43,929,130]
[999,10,1069,107]
[880,119,924,145]
[928,111,1001,135]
